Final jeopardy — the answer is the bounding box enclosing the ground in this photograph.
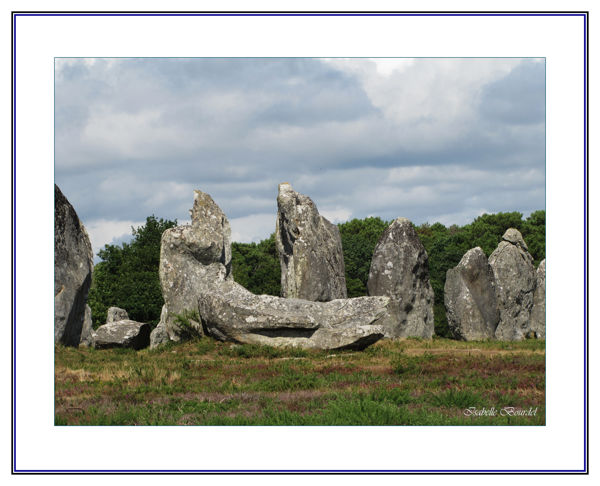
[55,337,545,425]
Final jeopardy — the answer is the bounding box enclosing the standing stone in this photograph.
[489,228,536,341]
[275,182,347,302]
[159,190,232,340]
[79,304,95,347]
[54,184,94,346]
[528,259,546,339]
[444,247,499,340]
[367,217,434,338]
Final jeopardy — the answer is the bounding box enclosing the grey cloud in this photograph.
[55,58,544,250]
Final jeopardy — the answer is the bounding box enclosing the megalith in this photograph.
[159,190,232,340]
[444,247,499,340]
[275,182,347,301]
[92,318,151,350]
[367,217,434,338]
[489,228,536,341]
[158,189,395,350]
[528,259,546,339]
[54,184,94,346]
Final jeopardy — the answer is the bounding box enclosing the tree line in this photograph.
[88,210,545,337]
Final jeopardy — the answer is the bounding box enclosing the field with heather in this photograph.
[55,337,545,426]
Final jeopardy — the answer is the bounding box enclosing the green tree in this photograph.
[87,216,177,328]
[231,234,281,296]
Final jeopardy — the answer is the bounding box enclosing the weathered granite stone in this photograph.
[55,184,94,346]
[528,259,546,339]
[150,305,171,349]
[367,217,434,338]
[444,247,499,340]
[79,304,95,347]
[489,229,536,341]
[159,189,391,349]
[92,320,151,350]
[159,190,232,340]
[198,277,389,350]
[275,182,347,301]
[106,306,129,323]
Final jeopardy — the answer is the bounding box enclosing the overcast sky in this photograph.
[54,57,545,259]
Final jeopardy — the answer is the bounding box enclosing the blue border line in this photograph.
[13,11,588,474]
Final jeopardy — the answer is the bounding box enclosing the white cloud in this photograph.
[229,213,277,243]
[320,207,352,223]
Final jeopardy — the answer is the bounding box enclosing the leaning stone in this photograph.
[489,228,536,341]
[159,190,232,340]
[79,304,95,347]
[275,182,347,301]
[367,217,434,338]
[528,259,546,339]
[106,306,129,323]
[55,184,94,346]
[92,320,151,350]
[198,277,388,350]
[444,247,499,340]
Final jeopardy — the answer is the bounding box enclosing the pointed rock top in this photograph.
[392,217,411,226]
[278,182,293,194]
[502,228,528,251]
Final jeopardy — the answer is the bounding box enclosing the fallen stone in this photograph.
[367,217,434,338]
[79,304,95,347]
[92,320,151,350]
[275,182,347,301]
[55,184,94,346]
[489,229,536,341]
[198,276,389,350]
[528,259,546,339]
[444,247,499,340]
[106,306,129,323]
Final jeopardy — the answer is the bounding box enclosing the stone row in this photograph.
[444,229,545,341]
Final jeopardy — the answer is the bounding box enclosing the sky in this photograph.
[54,57,545,259]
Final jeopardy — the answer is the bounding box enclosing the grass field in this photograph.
[55,337,545,426]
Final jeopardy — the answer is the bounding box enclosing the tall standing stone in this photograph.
[159,190,232,340]
[275,182,347,302]
[54,184,94,346]
[489,228,536,341]
[444,247,499,340]
[528,259,546,339]
[367,217,434,338]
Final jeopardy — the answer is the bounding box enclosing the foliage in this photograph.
[337,217,391,297]
[87,216,177,328]
[231,233,281,296]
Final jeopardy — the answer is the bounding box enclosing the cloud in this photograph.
[55,57,545,250]
[85,218,145,259]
